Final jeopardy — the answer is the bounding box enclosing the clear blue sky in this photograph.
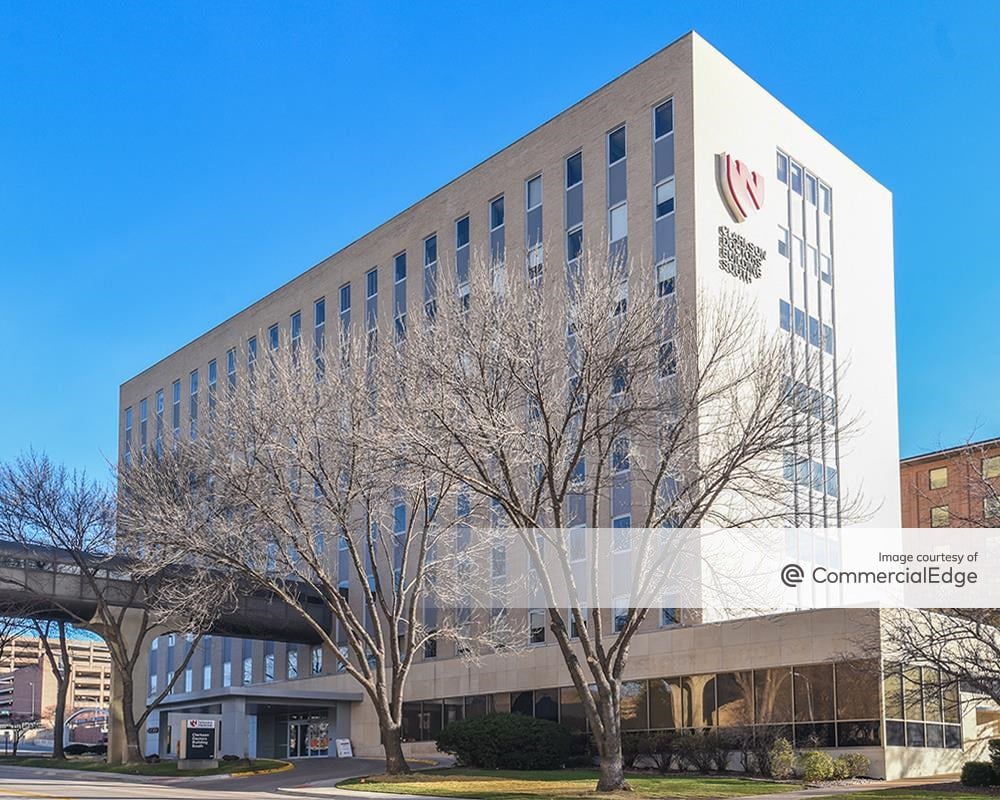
[1,1,997,482]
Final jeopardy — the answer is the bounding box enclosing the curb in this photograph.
[230,760,295,779]
[277,757,451,797]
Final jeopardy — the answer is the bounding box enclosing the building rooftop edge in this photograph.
[120,30,699,391]
[900,436,1000,465]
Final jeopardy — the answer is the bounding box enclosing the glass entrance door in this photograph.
[287,718,329,757]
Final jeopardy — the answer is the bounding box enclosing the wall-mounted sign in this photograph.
[183,718,216,761]
[718,153,764,222]
[719,226,766,283]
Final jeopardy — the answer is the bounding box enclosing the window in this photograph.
[823,324,834,355]
[654,178,675,218]
[661,606,680,626]
[790,161,803,194]
[527,245,543,283]
[456,215,470,249]
[612,516,632,551]
[566,152,582,187]
[226,348,236,391]
[985,496,1000,519]
[264,642,275,682]
[171,380,181,439]
[656,259,676,298]
[654,100,673,139]
[778,226,789,257]
[314,297,326,354]
[202,663,212,690]
[366,268,378,299]
[123,407,133,464]
[930,505,950,528]
[490,196,504,230]
[424,234,437,266]
[154,389,164,456]
[613,597,629,632]
[394,252,406,283]
[242,655,252,685]
[529,609,546,644]
[929,467,948,490]
[184,667,193,693]
[806,174,818,205]
[820,254,833,284]
[311,645,323,675]
[222,660,232,687]
[779,300,791,332]
[820,184,832,215]
[526,175,542,211]
[609,203,628,241]
[984,456,1000,479]
[794,308,806,338]
[658,340,677,378]
[777,152,788,184]
[189,370,198,440]
[268,324,279,352]
[613,438,630,472]
[608,126,626,165]
[567,227,583,263]
[290,311,302,350]
[207,360,217,414]
[809,316,820,348]
[491,544,506,579]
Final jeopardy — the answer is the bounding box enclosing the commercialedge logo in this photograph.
[781,562,979,589]
[718,152,765,222]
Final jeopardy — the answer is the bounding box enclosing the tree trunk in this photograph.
[118,673,145,764]
[51,680,69,759]
[595,708,631,791]
[381,721,411,775]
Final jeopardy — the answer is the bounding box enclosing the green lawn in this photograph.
[0,755,289,778]
[340,768,804,800]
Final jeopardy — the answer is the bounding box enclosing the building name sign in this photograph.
[183,718,217,761]
[718,226,766,284]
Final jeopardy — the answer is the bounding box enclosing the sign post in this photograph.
[179,718,218,770]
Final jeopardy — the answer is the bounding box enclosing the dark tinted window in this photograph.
[456,216,470,248]
[566,152,582,187]
[608,126,626,164]
[654,101,673,138]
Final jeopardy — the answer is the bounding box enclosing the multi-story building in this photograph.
[0,635,112,719]
[121,32,988,778]
[901,437,1000,528]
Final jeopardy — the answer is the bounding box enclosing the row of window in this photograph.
[779,300,834,355]
[883,664,962,749]
[782,376,837,427]
[777,227,833,285]
[927,458,1000,490]
[929,498,1000,528]
[124,101,679,454]
[777,152,832,215]
[148,635,327,697]
[783,453,839,498]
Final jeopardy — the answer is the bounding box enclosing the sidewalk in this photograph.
[278,758,452,798]
[730,774,959,800]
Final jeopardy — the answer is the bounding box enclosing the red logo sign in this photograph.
[718,153,764,222]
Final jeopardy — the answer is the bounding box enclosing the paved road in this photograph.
[0,758,386,799]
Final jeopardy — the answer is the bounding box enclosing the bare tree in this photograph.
[3,713,39,757]
[32,620,71,759]
[118,327,522,775]
[0,453,228,764]
[0,612,29,669]
[387,244,855,790]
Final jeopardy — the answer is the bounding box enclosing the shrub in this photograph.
[674,732,714,773]
[989,739,1000,774]
[63,743,89,756]
[798,750,835,782]
[833,752,871,779]
[87,743,107,756]
[565,733,596,768]
[961,761,996,787]
[435,713,572,770]
[221,754,242,761]
[704,730,733,772]
[768,737,795,780]
[145,753,160,763]
[622,731,652,769]
[649,732,677,773]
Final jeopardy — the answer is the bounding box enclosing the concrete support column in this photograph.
[221,696,249,759]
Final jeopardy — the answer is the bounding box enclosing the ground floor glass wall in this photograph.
[403,658,958,750]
